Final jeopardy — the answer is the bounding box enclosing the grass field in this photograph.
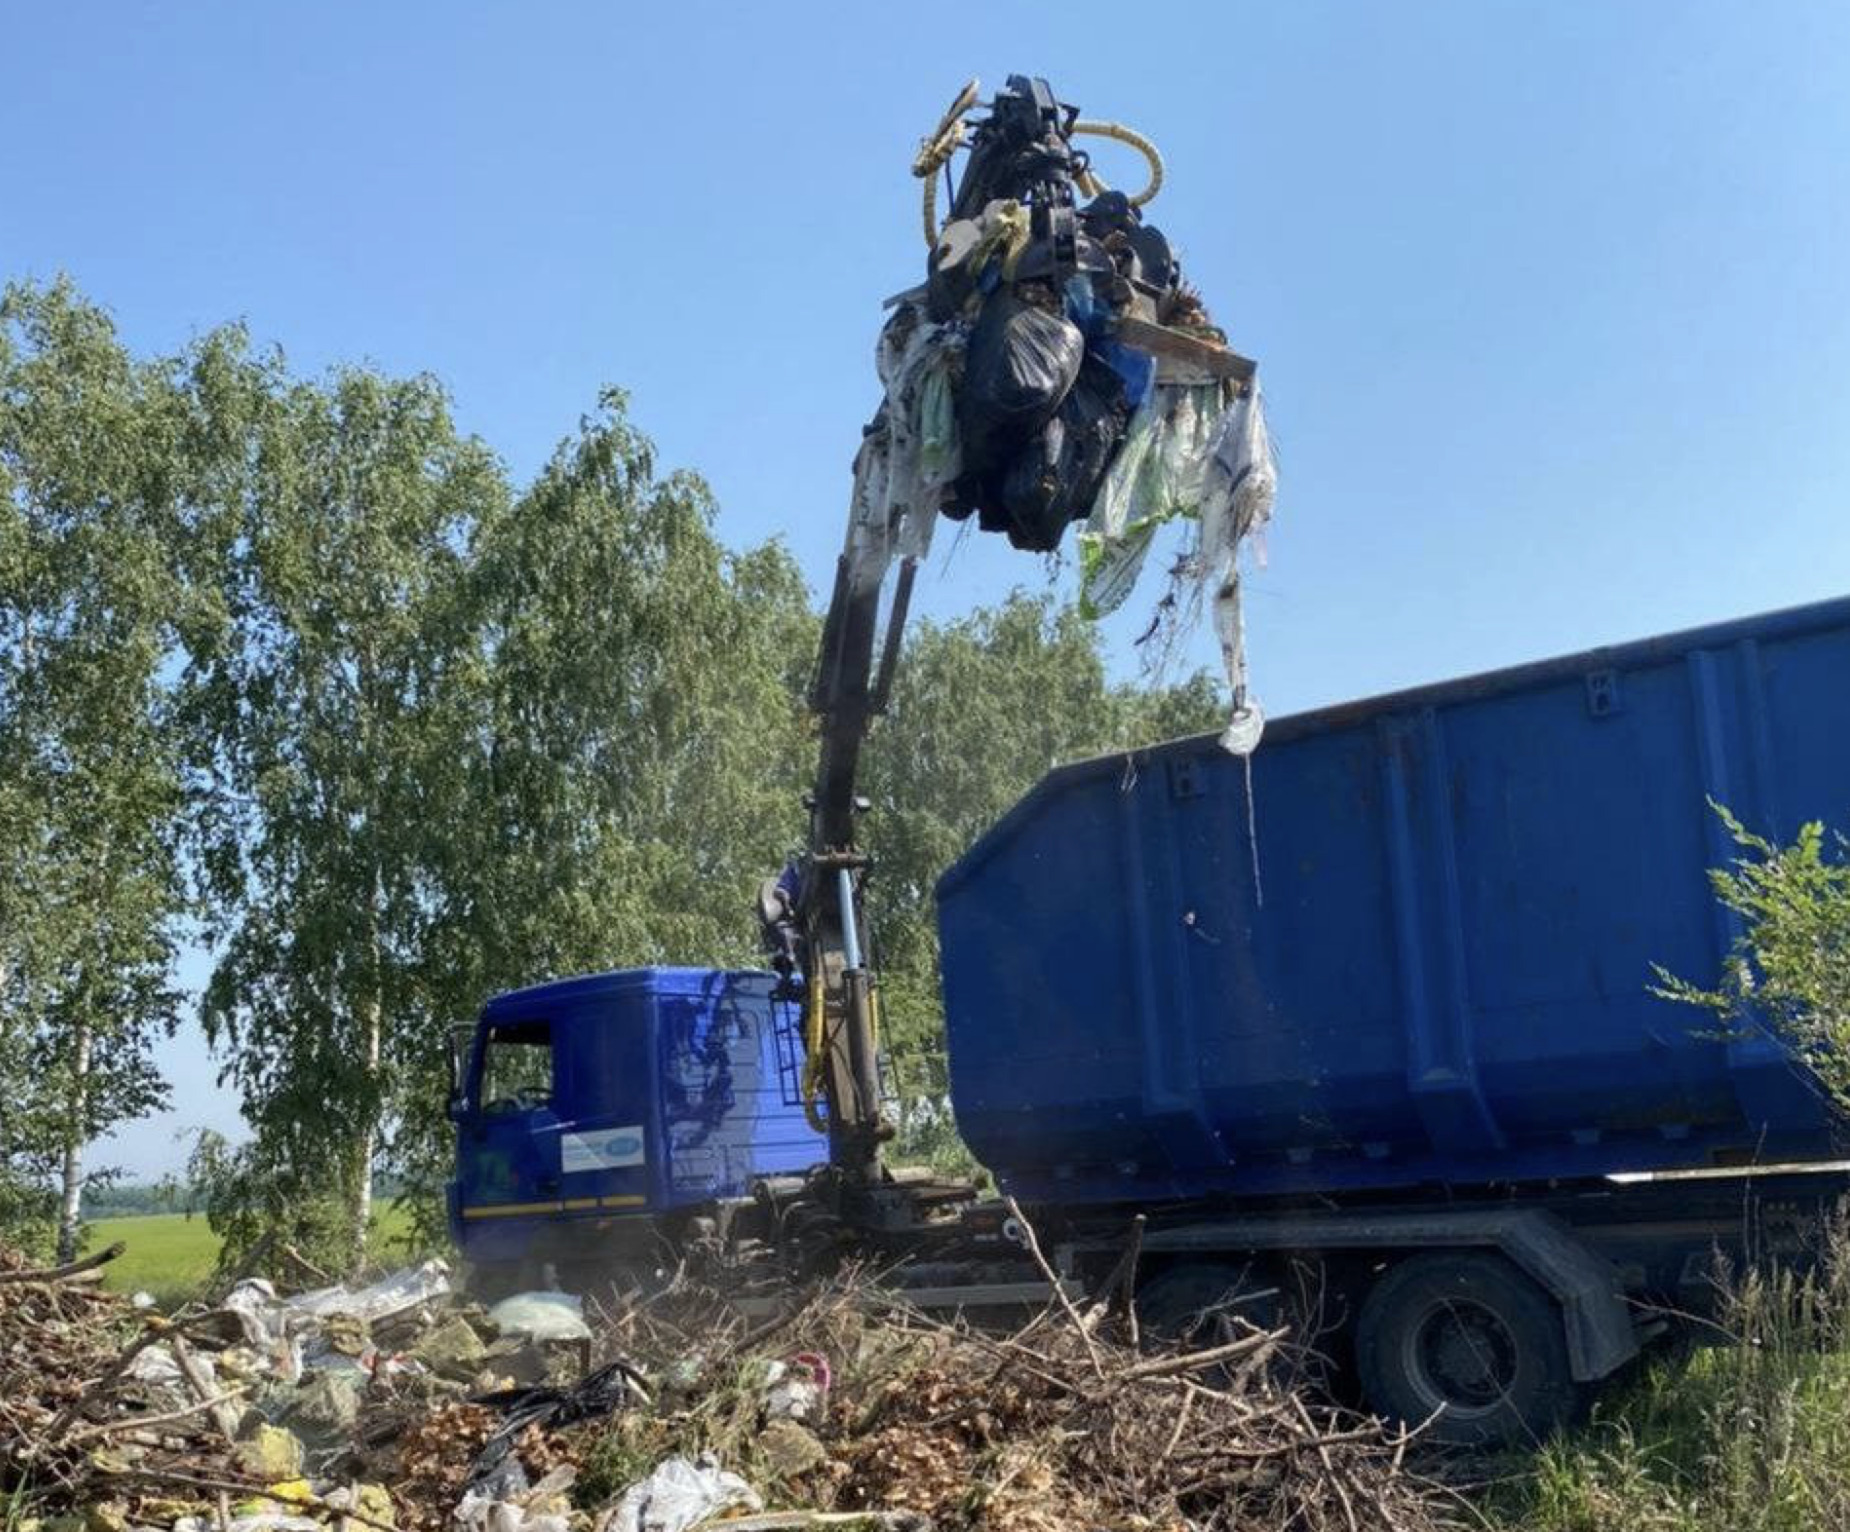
[86,1202,421,1305]
[87,1212,222,1303]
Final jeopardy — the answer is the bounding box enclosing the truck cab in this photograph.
[447,966,825,1289]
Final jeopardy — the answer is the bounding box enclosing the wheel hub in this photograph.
[1411,1298,1519,1414]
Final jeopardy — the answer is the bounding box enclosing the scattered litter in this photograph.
[227,1260,451,1352]
[281,1368,364,1458]
[174,1514,321,1532]
[239,1422,307,1480]
[456,1464,575,1532]
[127,1340,216,1401]
[755,1418,828,1481]
[763,1352,830,1422]
[410,1312,490,1376]
[287,1259,454,1324]
[598,1454,762,1532]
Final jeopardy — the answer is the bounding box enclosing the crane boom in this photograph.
[798,547,916,1195]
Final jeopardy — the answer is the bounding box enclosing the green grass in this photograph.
[1491,1251,1850,1532]
[87,1211,222,1304]
[86,1200,423,1307]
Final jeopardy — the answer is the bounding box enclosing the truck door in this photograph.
[457,1016,564,1218]
[553,997,653,1215]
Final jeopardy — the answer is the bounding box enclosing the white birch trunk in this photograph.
[55,1019,93,1264]
[353,992,380,1263]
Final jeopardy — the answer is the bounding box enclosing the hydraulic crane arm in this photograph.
[792,544,916,1194]
[767,78,1092,1203]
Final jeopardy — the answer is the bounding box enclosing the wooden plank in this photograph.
[1112,316,1257,384]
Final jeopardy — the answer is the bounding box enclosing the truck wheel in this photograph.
[1355,1252,1578,1448]
[1137,1261,1278,1342]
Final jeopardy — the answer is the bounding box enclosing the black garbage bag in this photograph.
[465,1357,646,1490]
[958,289,1084,480]
[998,416,1064,550]
[999,353,1132,551]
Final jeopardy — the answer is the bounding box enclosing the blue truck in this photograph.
[450,593,1850,1443]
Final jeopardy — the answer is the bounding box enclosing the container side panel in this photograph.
[1443,655,1748,1143]
[941,777,1157,1180]
[1181,731,1409,1154]
[1762,625,1850,838]
[940,599,1850,1205]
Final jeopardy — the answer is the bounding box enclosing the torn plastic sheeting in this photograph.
[1079,382,1226,613]
[126,1341,216,1400]
[283,1257,451,1322]
[598,1455,763,1532]
[846,312,967,590]
[486,1289,590,1342]
[224,1260,451,1352]
[1198,382,1278,756]
[1077,379,1278,755]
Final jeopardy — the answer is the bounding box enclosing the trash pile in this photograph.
[0,1240,1450,1532]
[850,76,1279,753]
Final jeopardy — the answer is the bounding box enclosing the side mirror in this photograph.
[446,1025,475,1121]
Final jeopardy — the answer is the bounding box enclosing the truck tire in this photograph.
[1137,1260,1279,1342]
[1355,1251,1579,1448]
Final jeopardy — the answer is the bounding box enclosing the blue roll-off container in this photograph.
[936,596,1850,1207]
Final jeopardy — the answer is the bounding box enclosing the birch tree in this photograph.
[0,281,187,1258]
[196,364,505,1267]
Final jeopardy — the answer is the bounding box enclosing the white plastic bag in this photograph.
[598,1455,761,1532]
[487,1290,591,1343]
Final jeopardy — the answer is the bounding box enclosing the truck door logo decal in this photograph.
[561,1125,647,1172]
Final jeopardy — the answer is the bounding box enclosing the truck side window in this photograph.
[479,1019,554,1115]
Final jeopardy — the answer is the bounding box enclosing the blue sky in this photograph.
[7,2,1850,1176]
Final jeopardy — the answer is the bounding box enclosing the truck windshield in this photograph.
[478,1019,554,1114]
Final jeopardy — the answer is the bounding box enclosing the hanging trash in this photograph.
[848,74,1278,753]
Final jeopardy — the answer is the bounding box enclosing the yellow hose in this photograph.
[914,78,981,246]
[1071,118,1165,207]
[913,90,1165,246]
